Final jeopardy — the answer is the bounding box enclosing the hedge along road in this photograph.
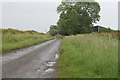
[1,38,61,78]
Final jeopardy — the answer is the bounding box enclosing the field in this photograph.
[57,33,118,78]
[1,29,54,54]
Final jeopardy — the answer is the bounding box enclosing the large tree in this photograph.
[57,1,100,35]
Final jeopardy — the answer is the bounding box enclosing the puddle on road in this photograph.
[36,68,41,72]
[55,54,59,59]
[36,61,56,75]
[44,68,54,73]
[42,53,59,74]
[47,62,56,67]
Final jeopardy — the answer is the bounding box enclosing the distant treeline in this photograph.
[48,1,118,36]
[48,25,118,36]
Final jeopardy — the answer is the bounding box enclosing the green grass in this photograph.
[1,29,54,54]
[57,33,118,78]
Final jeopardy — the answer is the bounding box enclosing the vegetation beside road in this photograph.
[1,29,54,54]
[48,1,101,36]
[57,33,118,78]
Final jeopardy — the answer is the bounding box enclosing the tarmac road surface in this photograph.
[1,38,61,78]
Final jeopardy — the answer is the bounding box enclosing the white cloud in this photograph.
[1,0,120,2]
[0,0,61,2]
[1,0,119,32]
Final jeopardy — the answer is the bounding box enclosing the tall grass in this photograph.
[1,29,54,54]
[58,33,118,78]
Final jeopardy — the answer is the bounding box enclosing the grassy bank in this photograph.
[58,33,118,78]
[1,29,54,54]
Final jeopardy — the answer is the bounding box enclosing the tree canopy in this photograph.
[49,1,101,35]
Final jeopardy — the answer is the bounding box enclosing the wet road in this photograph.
[1,39,61,78]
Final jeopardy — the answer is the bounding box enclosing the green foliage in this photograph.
[48,25,58,36]
[58,33,118,78]
[56,1,100,35]
[1,29,54,54]
[55,34,64,39]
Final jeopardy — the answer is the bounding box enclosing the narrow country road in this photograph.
[1,39,61,78]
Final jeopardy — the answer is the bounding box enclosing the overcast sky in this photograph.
[0,0,119,33]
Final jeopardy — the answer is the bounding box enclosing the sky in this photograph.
[119,1,120,30]
[0,0,119,33]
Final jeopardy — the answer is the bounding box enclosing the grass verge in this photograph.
[1,29,54,54]
[57,33,118,78]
